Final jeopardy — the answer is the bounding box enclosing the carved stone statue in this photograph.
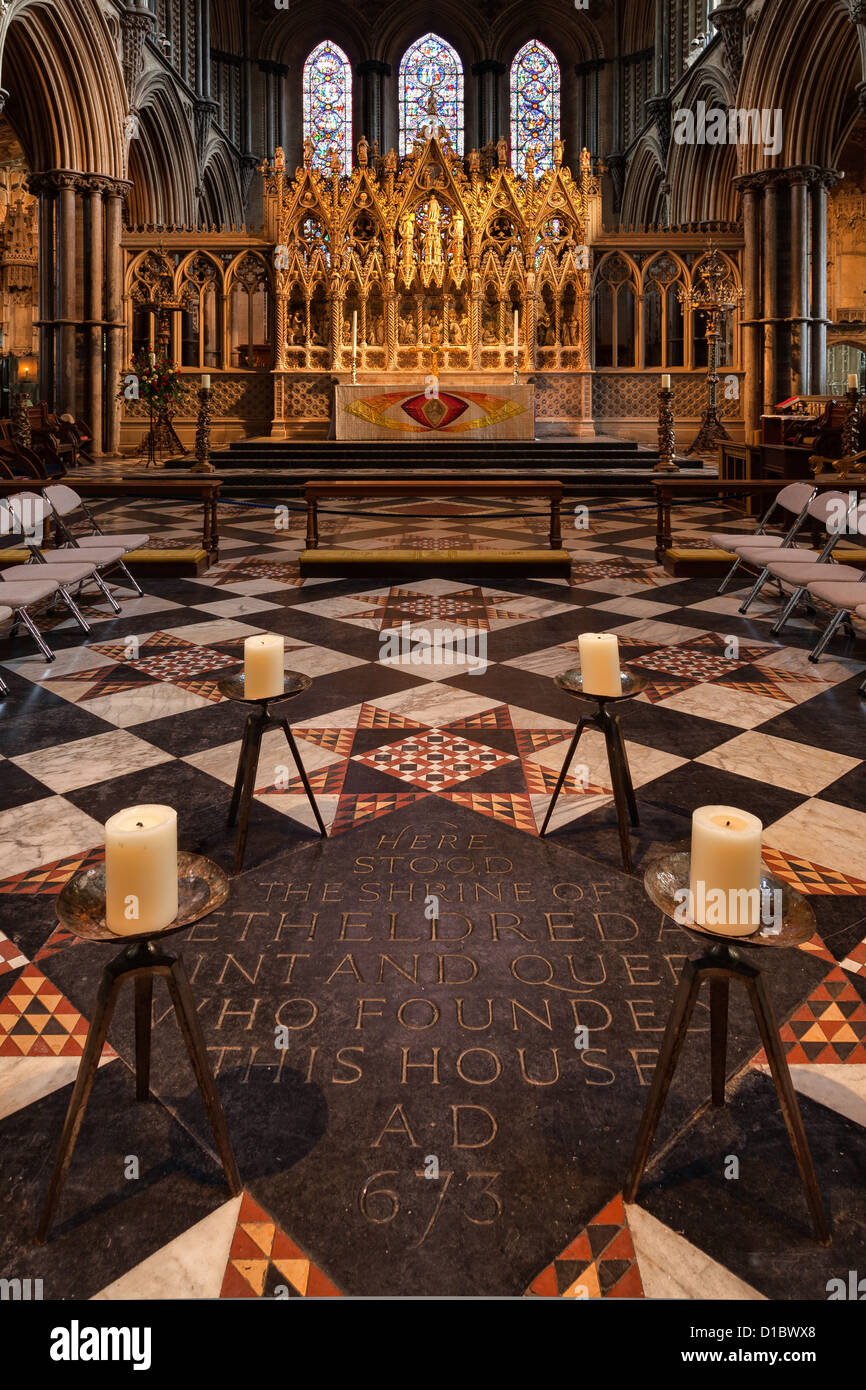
[357,135,369,167]
[301,140,312,169]
[450,209,464,261]
[423,195,442,265]
[496,135,508,168]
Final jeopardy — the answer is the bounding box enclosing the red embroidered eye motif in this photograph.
[400,392,469,429]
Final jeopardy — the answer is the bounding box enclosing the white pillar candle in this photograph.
[148,351,156,366]
[661,373,671,390]
[513,309,519,358]
[352,310,358,356]
[105,805,178,936]
[244,632,284,699]
[201,374,211,390]
[577,632,622,696]
[848,373,859,391]
[689,805,763,937]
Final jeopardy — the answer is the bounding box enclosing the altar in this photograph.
[333,377,535,440]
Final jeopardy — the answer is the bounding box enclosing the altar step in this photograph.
[194,438,664,475]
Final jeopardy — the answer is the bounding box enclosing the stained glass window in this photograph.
[510,40,560,174]
[399,33,464,154]
[303,41,352,174]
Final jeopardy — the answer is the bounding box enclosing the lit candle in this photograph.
[244,632,284,699]
[513,309,519,360]
[352,310,358,357]
[201,374,211,390]
[661,374,671,390]
[689,805,763,937]
[577,632,622,696]
[105,805,178,936]
[848,373,859,392]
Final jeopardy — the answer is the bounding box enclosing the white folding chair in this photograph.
[0,604,10,692]
[735,490,854,616]
[1,494,125,615]
[801,573,866,663]
[41,484,147,596]
[712,482,817,596]
[0,574,77,660]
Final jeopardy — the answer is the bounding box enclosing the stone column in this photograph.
[788,169,812,397]
[56,173,79,415]
[810,174,834,396]
[27,173,56,406]
[357,60,390,150]
[738,179,762,436]
[471,60,506,148]
[85,180,104,452]
[103,180,130,456]
[762,176,779,413]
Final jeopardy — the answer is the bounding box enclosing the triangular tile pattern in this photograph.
[294,727,357,757]
[220,1192,341,1298]
[797,933,836,967]
[357,703,425,731]
[330,791,432,836]
[521,761,609,797]
[514,728,572,755]
[440,791,539,835]
[354,729,516,792]
[753,966,866,1066]
[0,846,104,896]
[34,925,85,962]
[526,1194,643,1299]
[0,964,116,1059]
[761,846,866,897]
[257,761,347,797]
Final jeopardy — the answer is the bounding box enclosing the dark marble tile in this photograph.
[638,760,804,825]
[818,762,866,815]
[637,1070,866,1300]
[0,758,55,812]
[758,688,866,758]
[0,701,115,758]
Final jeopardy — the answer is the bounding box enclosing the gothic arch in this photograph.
[621,135,666,226]
[738,0,861,171]
[126,79,198,226]
[0,0,126,176]
[665,68,739,223]
[199,144,244,228]
[490,2,605,66]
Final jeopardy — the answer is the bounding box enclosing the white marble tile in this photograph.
[0,1053,117,1122]
[12,728,173,792]
[0,796,103,877]
[160,619,264,646]
[607,619,707,645]
[697,731,859,795]
[191,596,284,619]
[0,644,115,682]
[626,1204,766,1301]
[286,645,367,677]
[501,645,581,676]
[78,683,214,728]
[758,646,863,683]
[656,682,787,729]
[529,728,685,788]
[589,596,678,618]
[763,800,866,879]
[368,681,500,727]
[211,577,298,595]
[92,1195,243,1300]
[756,1063,866,1130]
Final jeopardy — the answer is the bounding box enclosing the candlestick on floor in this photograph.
[37,854,238,1245]
[219,672,327,874]
[192,382,215,473]
[625,852,831,1246]
[539,667,645,872]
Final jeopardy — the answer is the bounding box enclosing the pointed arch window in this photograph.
[510,40,560,174]
[399,33,464,154]
[303,41,352,173]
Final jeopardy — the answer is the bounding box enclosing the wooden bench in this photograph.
[304,478,564,550]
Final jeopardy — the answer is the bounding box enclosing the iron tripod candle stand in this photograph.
[539,668,645,873]
[37,854,238,1245]
[219,672,327,875]
[624,851,831,1246]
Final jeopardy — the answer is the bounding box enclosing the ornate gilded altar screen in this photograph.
[259,124,602,434]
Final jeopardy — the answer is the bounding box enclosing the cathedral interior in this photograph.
[1,0,866,1331]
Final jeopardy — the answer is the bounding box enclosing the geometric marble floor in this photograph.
[1,489,865,1300]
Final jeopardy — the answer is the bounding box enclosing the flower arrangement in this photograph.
[118,350,186,409]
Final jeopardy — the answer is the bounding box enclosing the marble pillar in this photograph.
[358,60,390,151]
[472,60,506,149]
[85,181,104,453]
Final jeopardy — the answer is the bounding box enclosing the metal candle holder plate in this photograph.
[644,849,815,948]
[555,666,647,703]
[218,671,311,705]
[56,852,230,944]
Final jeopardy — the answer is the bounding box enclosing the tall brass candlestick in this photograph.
[654,387,679,472]
[192,383,214,473]
[841,386,862,457]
